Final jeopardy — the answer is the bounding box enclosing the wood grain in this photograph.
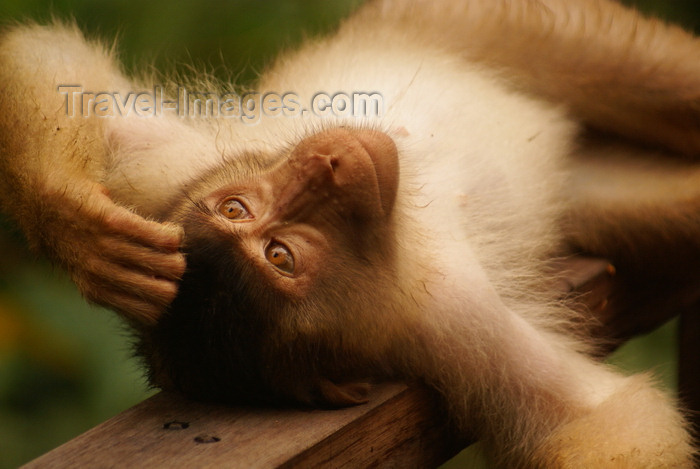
[22,384,463,468]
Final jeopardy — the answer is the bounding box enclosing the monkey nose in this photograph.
[288,131,373,188]
[309,152,338,177]
[291,153,337,191]
[271,153,337,221]
[283,128,395,220]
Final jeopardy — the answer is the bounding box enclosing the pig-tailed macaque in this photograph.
[1,0,700,466]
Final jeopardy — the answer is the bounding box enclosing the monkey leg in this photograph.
[564,137,700,263]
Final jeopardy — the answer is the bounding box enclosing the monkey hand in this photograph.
[30,178,185,326]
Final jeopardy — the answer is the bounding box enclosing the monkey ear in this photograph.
[318,379,371,407]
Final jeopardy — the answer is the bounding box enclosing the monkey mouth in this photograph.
[351,129,400,217]
[282,128,400,220]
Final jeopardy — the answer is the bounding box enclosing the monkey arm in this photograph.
[0,23,185,325]
[409,282,692,467]
[357,0,700,156]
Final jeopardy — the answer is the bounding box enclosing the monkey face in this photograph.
[194,127,399,297]
[139,128,402,406]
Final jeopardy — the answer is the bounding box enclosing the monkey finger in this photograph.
[97,237,186,281]
[77,258,180,307]
[100,202,184,253]
[110,271,179,308]
[88,288,164,326]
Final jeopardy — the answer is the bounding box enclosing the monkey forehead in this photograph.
[161,153,277,221]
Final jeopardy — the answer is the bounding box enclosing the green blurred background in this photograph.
[0,1,697,467]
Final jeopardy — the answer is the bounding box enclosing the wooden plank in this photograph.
[22,384,464,468]
[21,258,614,468]
[550,256,616,321]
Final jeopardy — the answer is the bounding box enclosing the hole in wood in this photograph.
[163,421,190,430]
[194,434,221,444]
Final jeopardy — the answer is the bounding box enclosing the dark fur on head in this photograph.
[137,209,282,404]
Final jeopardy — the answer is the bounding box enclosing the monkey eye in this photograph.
[219,198,252,220]
[265,242,295,274]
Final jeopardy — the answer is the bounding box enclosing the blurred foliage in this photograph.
[0,0,696,468]
[0,0,361,86]
[0,219,156,468]
[620,0,700,31]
